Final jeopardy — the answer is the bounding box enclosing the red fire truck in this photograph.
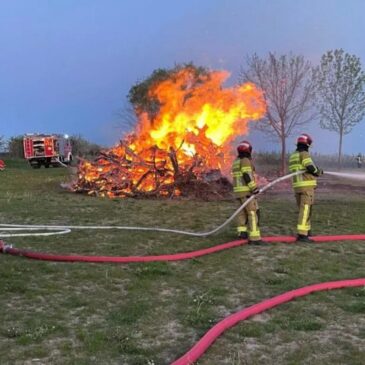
[23,134,73,168]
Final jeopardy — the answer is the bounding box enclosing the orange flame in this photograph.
[76,68,266,198]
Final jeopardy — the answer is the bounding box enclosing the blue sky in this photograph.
[1,0,365,154]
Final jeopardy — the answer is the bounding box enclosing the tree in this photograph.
[127,62,209,122]
[69,135,102,157]
[113,101,138,137]
[8,136,24,158]
[314,49,365,168]
[0,136,5,152]
[239,53,316,174]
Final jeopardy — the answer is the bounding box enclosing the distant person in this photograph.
[0,160,5,171]
[289,134,323,243]
[231,140,263,245]
[356,153,362,168]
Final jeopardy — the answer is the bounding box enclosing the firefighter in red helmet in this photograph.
[231,140,263,245]
[289,133,323,243]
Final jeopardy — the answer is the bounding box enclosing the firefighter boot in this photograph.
[296,234,314,243]
[238,231,248,239]
[248,239,265,245]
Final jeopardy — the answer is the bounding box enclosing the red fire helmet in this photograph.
[297,133,313,146]
[237,140,253,154]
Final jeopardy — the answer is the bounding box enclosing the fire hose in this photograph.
[1,234,365,263]
[0,238,364,365]
[1,170,365,364]
[171,278,365,365]
[0,171,302,238]
[0,170,359,238]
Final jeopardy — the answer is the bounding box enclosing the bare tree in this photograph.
[0,136,5,152]
[113,101,138,137]
[69,135,102,157]
[314,49,365,169]
[7,136,24,157]
[240,53,316,174]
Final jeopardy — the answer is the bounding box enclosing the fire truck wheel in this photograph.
[45,163,50,168]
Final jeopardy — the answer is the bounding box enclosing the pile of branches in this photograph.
[73,141,232,200]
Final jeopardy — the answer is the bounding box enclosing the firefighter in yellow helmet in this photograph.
[289,134,323,243]
[231,140,263,245]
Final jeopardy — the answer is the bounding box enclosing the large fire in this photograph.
[74,67,266,198]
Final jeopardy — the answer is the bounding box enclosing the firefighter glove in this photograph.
[251,187,260,195]
[313,168,324,177]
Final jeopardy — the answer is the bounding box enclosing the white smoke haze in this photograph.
[326,171,365,181]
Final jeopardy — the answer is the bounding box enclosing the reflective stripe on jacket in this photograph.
[231,157,257,196]
[289,151,317,190]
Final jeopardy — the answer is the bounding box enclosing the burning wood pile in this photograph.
[73,65,266,199]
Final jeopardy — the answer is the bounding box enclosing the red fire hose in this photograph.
[171,278,365,365]
[1,234,365,263]
[1,236,365,364]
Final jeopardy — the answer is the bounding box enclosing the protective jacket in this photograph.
[289,148,320,192]
[232,157,257,198]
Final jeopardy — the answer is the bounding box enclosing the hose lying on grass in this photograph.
[0,171,303,238]
[171,278,365,365]
[1,170,361,239]
[1,171,364,364]
[1,238,364,364]
[1,234,365,263]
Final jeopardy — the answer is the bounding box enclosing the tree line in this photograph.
[240,49,365,172]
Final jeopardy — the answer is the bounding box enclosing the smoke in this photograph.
[326,171,365,181]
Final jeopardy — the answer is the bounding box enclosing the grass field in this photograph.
[0,159,365,365]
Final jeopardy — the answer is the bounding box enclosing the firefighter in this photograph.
[289,133,323,243]
[231,140,263,245]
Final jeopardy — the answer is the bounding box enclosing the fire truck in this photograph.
[23,134,73,168]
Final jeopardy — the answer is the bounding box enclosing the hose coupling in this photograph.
[0,240,13,254]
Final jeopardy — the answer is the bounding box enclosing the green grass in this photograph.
[0,159,365,364]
